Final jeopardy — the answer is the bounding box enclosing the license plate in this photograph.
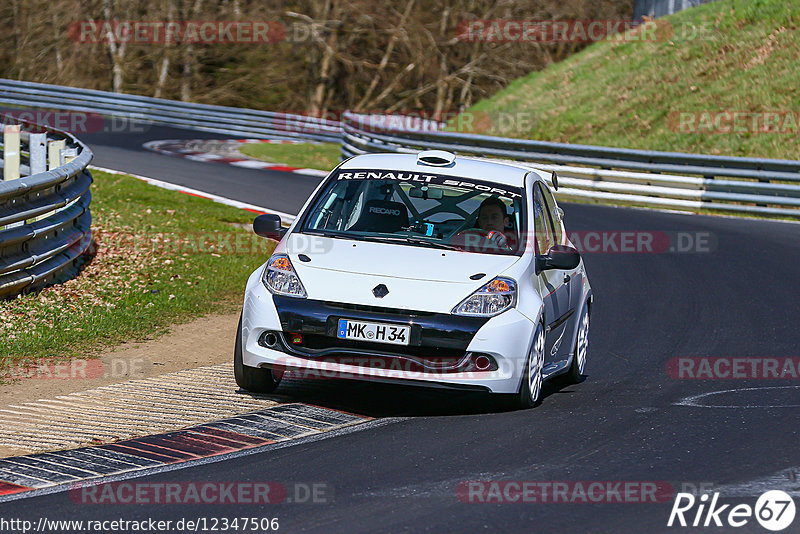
[337,319,410,346]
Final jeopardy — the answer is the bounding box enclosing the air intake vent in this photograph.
[417,150,456,167]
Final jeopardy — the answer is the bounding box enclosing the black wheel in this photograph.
[516,323,545,409]
[565,303,590,384]
[234,314,282,393]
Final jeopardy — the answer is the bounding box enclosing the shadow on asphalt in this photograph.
[237,373,585,418]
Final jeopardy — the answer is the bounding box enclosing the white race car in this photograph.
[235,151,592,408]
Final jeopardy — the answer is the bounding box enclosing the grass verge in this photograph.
[239,141,340,170]
[0,171,275,367]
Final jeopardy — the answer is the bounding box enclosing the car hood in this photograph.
[282,234,521,312]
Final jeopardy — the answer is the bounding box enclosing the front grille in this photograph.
[281,333,472,373]
[272,296,489,354]
[292,352,469,373]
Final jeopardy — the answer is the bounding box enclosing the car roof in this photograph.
[338,152,546,188]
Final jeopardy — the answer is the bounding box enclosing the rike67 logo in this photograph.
[668,490,796,531]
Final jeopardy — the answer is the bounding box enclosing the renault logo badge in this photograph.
[372,284,389,298]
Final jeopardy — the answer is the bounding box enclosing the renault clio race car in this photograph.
[235,151,592,408]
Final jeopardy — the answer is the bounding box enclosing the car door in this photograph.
[531,183,572,368]
[539,183,582,333]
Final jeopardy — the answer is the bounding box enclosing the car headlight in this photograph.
[452,277,517,317]
[262,254,307,298]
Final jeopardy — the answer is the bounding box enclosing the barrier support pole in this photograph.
[3,124,21,181]
[29,133,47,175]
[48,139,65,170]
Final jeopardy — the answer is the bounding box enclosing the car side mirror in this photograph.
[536,244,581,274]
[253,214,287,240]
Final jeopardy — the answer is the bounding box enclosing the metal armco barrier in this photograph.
[341,112,800,219]
[3,78,797,219]
[0,114,93,298]
[0,78,342,143]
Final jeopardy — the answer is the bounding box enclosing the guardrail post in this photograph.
[61,147,78,165]
[3,124,20,181]
[29,133,47,175]
[32,140,73,224]
[48,139,65,170]
[3,124,23,229]
[33,146,78,224]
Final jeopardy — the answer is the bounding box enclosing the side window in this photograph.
[539,184,562,245]
[533,184,555,254]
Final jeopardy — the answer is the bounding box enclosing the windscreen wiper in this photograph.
[305,232,462,251]
[362,235,462,251]
[402,237,463,250]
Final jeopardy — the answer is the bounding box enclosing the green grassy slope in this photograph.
[461,0,800,159]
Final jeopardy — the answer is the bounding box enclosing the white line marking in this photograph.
[229,160,274,169]
[675,385,800,408]
[295,168,330,177]
[711,466,800,497]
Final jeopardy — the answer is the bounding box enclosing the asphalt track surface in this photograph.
[2,125,799,533]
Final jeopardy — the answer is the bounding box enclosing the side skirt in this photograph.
[542,356,572,380]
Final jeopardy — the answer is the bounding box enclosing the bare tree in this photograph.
[0,0,633,112]
[353,0,415,112]
[102,0,127,93]
[154,1,177,98]
[179,0,204,101]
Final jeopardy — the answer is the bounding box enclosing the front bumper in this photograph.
[241,273,535,394]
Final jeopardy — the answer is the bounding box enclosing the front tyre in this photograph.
[234,314,283,393]
[516,323,545,409]
[565,303,590,384]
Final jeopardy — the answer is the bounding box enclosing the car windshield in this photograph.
[300,169,525,255]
